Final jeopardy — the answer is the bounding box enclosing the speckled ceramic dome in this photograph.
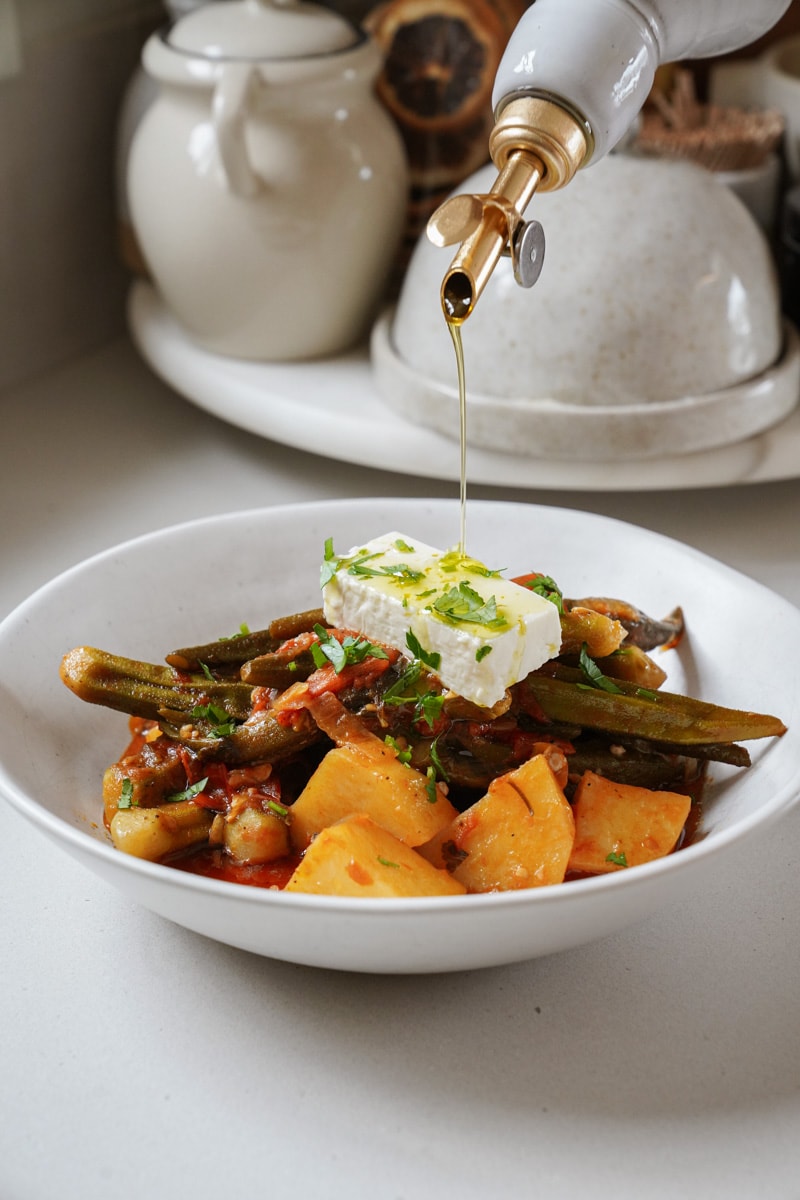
[371,153,799,460]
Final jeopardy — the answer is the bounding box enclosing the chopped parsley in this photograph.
[429,735,449,782]
[348,560,425,585]
[606,850,628,867]
[475,645,492,662]
[310,624,388,674]
[118,778,135,809]
[425,765,438,803]
[266,800,289,818]
[430,581,505,629]
[417,691,445,728]
[191,702,239,737]
[382,662,445,729]
[523,574,564,614]
[165,777,209,803]
[218,623,250,641]
[382,659,423,701]
[578,646,623,694]
[377,856,400,868]
[199,661,215,682]
[320,539,426,588]
[405,629,441,671]
[393,539,415,553]
[320,537,340,588]
[384,734,412,765]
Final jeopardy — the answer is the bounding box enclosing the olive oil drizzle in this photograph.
[446,317,468,557]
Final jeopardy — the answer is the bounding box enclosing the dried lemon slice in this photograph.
[365,0,525,231]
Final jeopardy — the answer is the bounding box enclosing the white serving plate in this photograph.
[0,499,797,973]
[129,281,800,492]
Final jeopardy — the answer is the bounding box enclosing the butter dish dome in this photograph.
[371,153,799,460]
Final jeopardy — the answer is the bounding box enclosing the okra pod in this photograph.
[518,666,786,746]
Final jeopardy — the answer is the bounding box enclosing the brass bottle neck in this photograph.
[428,95,591,319]
[489,94,592,191]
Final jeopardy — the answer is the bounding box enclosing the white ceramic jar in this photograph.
[127,0,408,360]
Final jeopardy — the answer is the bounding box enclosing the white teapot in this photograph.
[128,0,408,360]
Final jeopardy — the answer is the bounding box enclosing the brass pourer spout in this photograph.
[427,96,592,321]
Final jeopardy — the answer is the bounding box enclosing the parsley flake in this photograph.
[606,850,628,867]
[429,736,449,782]
[191,702,239,737]
[425,765,438,804]
[418,691,445,729]
[118,778,135,810]
[348,560,425,585]
[384,734,412,765]
[382,662,444,730]
[377,856,400,868]
[310,624,388,674]
[320,537,341,588]
[430,581,506,629]
[475,645,492,662]
[165,777,209,803]
[523,574,564,613]
[218,623,250,642]
[405,629,441,671]
[578,646,623,694]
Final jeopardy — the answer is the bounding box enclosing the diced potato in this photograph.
[421,754,575,892]
[568,770,691,875]
[224,806,290,865]
[109,800,213,861]
[285,814,466,898]
[289,742,458,852]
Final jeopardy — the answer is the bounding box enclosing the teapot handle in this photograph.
[212,64,262,199]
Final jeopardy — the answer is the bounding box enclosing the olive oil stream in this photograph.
[446,316,468,556]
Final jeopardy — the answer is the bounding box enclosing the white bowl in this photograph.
[372,155,800,460]
[0,499,797,973]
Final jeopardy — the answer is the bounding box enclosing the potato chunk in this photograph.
[289,742,457,852]
[421,754,575,892]
[285,814,466,898]
[568,770,691,875]
[224,807,290,865]
[109,800,212,861]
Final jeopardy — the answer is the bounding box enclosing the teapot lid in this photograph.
[166,0,359,59]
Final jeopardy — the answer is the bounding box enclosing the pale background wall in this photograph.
[0,0,160,392]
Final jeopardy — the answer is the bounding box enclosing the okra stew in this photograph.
[59,569,786,899]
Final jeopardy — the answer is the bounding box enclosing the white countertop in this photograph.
[2,337,799,1200]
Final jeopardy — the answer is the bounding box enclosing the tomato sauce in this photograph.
[170,847,299,890]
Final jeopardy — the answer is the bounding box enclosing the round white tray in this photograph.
[128,282,800,492]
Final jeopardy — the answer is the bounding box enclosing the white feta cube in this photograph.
[321,532,561,707]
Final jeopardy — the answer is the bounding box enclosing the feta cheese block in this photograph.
[321,532,562,707]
